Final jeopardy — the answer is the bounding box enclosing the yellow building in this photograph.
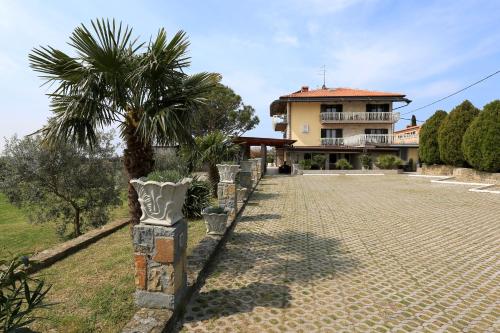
[270,86,419,169]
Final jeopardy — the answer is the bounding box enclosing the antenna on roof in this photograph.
[318,65,327,89]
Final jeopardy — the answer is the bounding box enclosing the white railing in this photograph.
[320,112,400,123]
[320,133,419,146]
[272,115,287,130]
[320,138,344,146]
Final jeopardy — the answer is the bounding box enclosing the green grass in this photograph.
[0,191,129,260]
[28,218,207,332]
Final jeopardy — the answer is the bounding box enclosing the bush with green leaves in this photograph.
[146,170,183,183]
[335,158,353,170]
[359,154,373,169]
[1,133,121,238]
[375,154,402,169]
[312,154,327,170]
[438,100,480,166]
[183,177,212,218]
[299,159,312,170]
[1,257,51,332]
[462,100,500,172]
[419,110,447,165]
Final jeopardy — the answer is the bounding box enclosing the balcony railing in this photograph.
[320,112,400,123]
[320,138,344,146]
[272,115,287,131]
[321,133,419,146]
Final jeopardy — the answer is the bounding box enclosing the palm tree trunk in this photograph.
[123,119,154,229]
[207,163,219,197]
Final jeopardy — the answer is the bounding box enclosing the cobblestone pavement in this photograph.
[178,175,500,332]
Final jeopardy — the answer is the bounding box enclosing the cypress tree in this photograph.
[419,110,447,164]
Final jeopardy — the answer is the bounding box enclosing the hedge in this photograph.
[437,100,479,166]
[418,110,447,164]
[462,100,500,172]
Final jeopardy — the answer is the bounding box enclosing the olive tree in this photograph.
[1,132,121,237]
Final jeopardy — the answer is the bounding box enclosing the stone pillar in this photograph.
[239,161,253,192]
[249,159,258,184]
[217,182,237,222]
[133,220,187,309]
[255,158,263,180]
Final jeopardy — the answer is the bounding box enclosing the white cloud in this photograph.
[274,33,299,47]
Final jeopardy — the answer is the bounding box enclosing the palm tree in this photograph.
[29,19,219,227]
[183,131,239,196]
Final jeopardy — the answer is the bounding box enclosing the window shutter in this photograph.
[321,129,326,137]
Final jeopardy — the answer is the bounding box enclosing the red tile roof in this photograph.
[281,87,405,99]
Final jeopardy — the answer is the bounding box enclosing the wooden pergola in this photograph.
[232,136,296,172]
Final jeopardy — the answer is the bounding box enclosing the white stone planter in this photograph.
[202,208,228,235]
[237,187,248,202]
[130,178,192,226]
[217,164,240,183]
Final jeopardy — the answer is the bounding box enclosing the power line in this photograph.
[400,117,424,123]
[400,69,500,116]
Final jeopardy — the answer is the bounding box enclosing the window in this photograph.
[366,104,389,112]
[365,128,388,135]
[321,104,343,113]
[321,129,343,138]
[302,123,309,133]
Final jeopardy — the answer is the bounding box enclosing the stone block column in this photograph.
[240,161,253,192]
[133,220,187,309]
[249,159,259,185]
[217,181,238,222]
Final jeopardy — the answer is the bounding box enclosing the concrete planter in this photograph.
[237,187,248,202]
[202,208,228,235]
[217,164,240,183]
[130,178,192,226]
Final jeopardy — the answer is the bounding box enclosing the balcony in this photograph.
[320,112,400,123]
[321,133,419,147]
[272,115,287,131]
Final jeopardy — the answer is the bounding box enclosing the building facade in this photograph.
[270,86,419,169]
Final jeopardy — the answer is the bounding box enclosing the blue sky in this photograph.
[1,0,499,150]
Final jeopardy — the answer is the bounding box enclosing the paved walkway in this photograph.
[178,175,499,332]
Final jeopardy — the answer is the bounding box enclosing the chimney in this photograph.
[301,86,309,92]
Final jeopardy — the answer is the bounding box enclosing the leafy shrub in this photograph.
[312,154,327,170]
[462,100,500,172]
[146,170,183,183]
[375,154,402,169]
[419,110,447,164]
[153,149,188,174]
[1,257,51,331]
[299,159,312,170]
[183,177,212,218]
[438,100,479,166]
[359,154,373,169]
[335,158,353,170]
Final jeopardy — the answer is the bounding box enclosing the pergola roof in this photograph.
[232,136,296,147]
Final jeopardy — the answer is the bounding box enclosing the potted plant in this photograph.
[202,205,228,235]
[216,161,240,183]
[130,170,192,226]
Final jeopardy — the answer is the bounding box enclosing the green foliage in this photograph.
[335,159,353,170]
[312,154,327,170]
[203,206,226,214]
[153,149,188,174]
[438,100,480,166]
[375,154,402,169]
[299,159,312,170]
[0,257,51,331]
[191,83,259,137]
[359,154,373,169]
[462,100,500,172]
[183,177,211,218]
[145,170,183,183]
[419,110,447,165]
[1,133,121,238]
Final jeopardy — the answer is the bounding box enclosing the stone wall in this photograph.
[422,165,500,184]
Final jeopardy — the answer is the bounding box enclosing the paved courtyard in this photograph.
[178,175,500,332]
